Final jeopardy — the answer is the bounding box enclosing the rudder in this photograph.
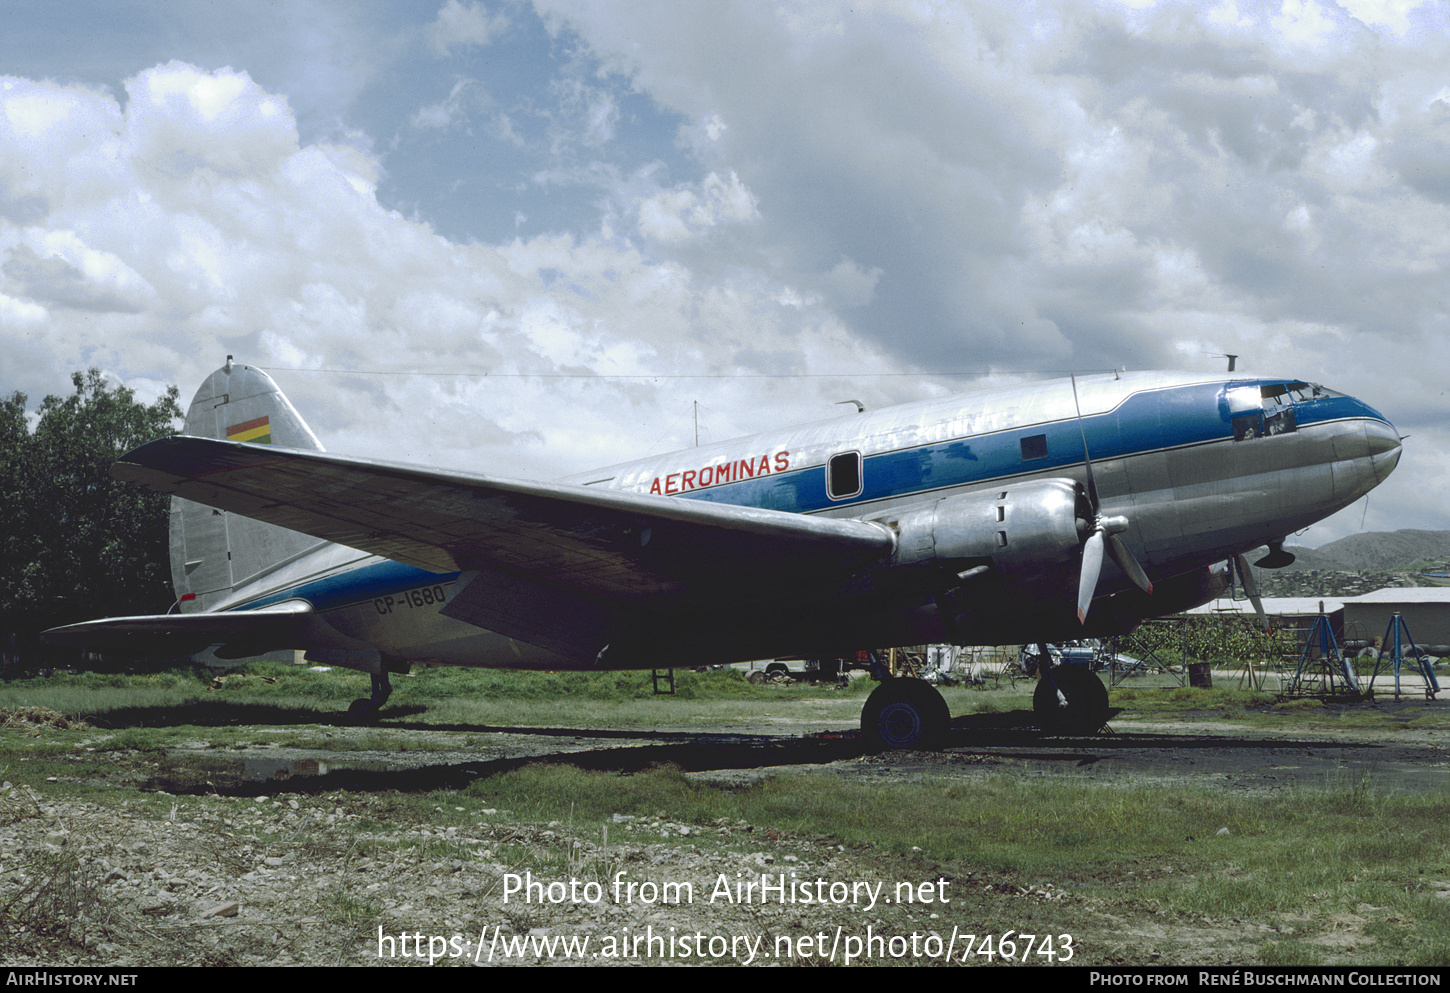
[170,358,327,611]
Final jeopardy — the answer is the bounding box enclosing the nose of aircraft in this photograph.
[1364,417,1402,486]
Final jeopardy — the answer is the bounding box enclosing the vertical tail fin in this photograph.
[170,359,327,611]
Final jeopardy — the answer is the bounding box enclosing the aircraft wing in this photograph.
[111,436,896,608]
[41,599,314,658]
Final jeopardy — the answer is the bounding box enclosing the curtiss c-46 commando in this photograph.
[44,360,1401,749]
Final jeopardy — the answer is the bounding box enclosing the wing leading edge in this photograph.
[111,436,897,610]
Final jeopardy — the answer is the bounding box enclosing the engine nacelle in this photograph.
[890,478,1088,599]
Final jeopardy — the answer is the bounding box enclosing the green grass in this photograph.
[4,662,1450,964]
[463,760,1446,873]
[0,667,215,717]
[1113,684,1278,712]
[0,663,875,726]
[3,663,1447,769]
[90,727,171,752]
[1110,682,1450,731]
[320,889,383,929]
[459,762,1450,963]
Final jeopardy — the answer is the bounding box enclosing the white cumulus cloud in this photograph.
[636,170,759,243]
[428,0,509,57]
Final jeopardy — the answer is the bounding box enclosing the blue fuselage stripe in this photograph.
[683,383,1385,513]
[242,559,461,614]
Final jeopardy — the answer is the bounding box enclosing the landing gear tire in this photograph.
[861,678,950,752]
[348,672,393,720]
[1033,666,1109,735]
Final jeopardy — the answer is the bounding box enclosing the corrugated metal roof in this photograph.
[1187,597,1343,616]
[1342,586,1450,604]
[1182,586,1450,617]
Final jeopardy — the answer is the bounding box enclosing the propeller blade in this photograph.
[1070,374,1100,510]
[1234,553,1269,632]
[1107,532,1154,595]
[1078,530,1104,624]
[1071,375,1153,621]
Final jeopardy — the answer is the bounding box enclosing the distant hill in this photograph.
[1246,530,1450,599]
[1283,530,1450,572]
[1252,568,1424,600]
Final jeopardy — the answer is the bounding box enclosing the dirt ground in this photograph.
[2,700,1447,968]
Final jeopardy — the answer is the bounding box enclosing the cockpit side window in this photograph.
[1260,384,1297,435]
[1229,382,1304,440]
[1227,386,1263,440]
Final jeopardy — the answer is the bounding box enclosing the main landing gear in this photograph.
[1033,665,1109,735]
[859,664,1110,749]
[348,672,393,719]
[860,678,951,751]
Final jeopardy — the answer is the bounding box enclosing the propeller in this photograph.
[1232,553,1270,632]
[1072,375,1153,624]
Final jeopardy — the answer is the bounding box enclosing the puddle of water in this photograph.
[147,749,410,792]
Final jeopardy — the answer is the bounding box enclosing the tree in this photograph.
[0,369,182,667]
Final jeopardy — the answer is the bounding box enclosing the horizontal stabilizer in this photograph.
[41,600,314,658]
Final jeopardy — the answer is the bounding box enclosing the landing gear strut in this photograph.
[1033,665,1109,735]
[860,678,950,751]
[348,672,392,718]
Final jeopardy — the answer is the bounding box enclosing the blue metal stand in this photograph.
[1287,611,1362,698]
[1370,612,1440,700]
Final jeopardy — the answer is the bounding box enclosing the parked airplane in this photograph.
[43,360,1401,748]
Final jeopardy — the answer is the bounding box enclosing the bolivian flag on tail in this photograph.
[226,415,272,445]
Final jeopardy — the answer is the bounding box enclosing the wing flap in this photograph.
[112,437,896,607]
[439,567,629,661]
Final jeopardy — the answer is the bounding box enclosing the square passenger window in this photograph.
[1020,434,1048,460]
[827,451,863,500]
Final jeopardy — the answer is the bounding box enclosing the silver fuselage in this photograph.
[212,372,1401,671]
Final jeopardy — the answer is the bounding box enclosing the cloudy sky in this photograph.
[1,0,1446,546]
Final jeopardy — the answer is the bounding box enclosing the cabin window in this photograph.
[1020,434,1048,460]
[827,451,863,500]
